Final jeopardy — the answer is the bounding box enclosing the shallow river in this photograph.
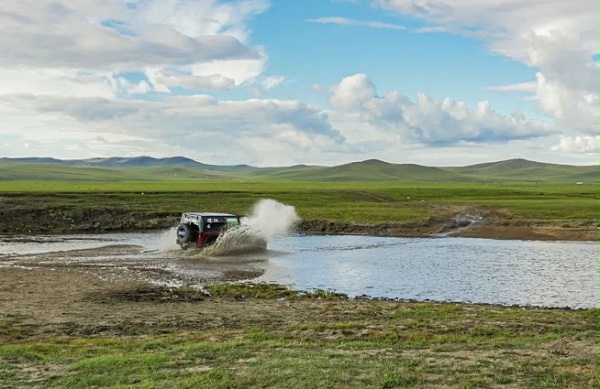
[0,231,597,309]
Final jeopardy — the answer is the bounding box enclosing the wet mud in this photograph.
[0,236,270,290]
[0,265,373,339]
[0,237,278,338]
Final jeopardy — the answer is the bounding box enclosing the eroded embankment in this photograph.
[0,206,176,233]
[297,213,599,242]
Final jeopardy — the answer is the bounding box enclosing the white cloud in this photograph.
[0,0,597,167]
[552,136,599,154]
[261,76,286,91]
[191,57,267,87]
[248,76,287,97]
[0,68,116,98]
[307,17,405,30]
[486,82,537,94]
[0,71,580,167]
[377,0,599,137]
[147,68,236,91]
[141,0,269,42]
[0,0,267,92]
[330,74,377,110]
[0,93,344,166]
[329,74,550,145]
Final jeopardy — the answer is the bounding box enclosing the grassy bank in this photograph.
[0,282,598,389]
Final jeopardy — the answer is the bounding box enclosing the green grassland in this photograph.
[0,283,598,389]
[1,181,597,227]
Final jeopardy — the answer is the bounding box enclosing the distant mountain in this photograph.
[0,156,597,183]
[83,156,202,167]
[447,158,558,173]
[1,157,65,164]
[1,156,203,167]
[445,158,598,183]
[267,159,468,182]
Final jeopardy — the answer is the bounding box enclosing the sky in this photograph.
[0,0,598,167]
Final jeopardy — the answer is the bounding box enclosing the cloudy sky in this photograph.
[0,0,597,167]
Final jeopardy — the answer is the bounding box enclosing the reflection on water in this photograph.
[0,232,597,309]
[260,235,599,309]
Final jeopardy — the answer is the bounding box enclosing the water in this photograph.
[260,235,599,309]
[0,232,597,309]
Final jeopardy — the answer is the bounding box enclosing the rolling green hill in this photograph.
[444,158,598,183]
[265,159,469,182]
[0,162,133,181]
[0,157,597,183]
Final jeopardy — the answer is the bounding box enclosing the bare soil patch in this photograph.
[298,205,598,241]
[0,268,391,339]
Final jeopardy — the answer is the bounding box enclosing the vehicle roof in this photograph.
[182,212,238,217]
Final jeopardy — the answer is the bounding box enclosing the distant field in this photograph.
[1,181,597,226]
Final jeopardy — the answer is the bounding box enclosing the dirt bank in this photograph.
[297,217,599,242]
[0,268,286,339]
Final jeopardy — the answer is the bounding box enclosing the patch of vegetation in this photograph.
[0,296,597,388]
[204,282,349,300]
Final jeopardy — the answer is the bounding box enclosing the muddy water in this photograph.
[0,231,597,308]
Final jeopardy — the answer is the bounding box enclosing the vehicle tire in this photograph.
[176,223,193,245]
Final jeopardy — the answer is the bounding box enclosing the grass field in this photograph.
[0,281,598,389]
[1,181,597,226]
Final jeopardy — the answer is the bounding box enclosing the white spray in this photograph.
[203,199,300,256]
[243,198,300,240]
[151,226,181,252]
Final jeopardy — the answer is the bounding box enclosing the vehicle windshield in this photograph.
[202,216,239,231]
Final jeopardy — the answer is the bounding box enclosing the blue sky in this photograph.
[249,1,539,116]
[0,0,597,167]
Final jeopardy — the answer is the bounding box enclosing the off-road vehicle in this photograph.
[176,212,242,249]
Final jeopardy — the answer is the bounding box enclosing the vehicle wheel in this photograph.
[176,224,193,245]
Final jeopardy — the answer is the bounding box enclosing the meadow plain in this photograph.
[0,179,598,388]
[0,181,598,240]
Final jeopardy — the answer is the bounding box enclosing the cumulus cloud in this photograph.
[0,0,268,92]
[376,0,599,138]
[330,74,378,110]
[0,93,344,165]
[552,136,599,154]
[329,74,550,145]
[0,1,344,166]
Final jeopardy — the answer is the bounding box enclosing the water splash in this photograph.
[204,199,300,256]
[150,227,180,252]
